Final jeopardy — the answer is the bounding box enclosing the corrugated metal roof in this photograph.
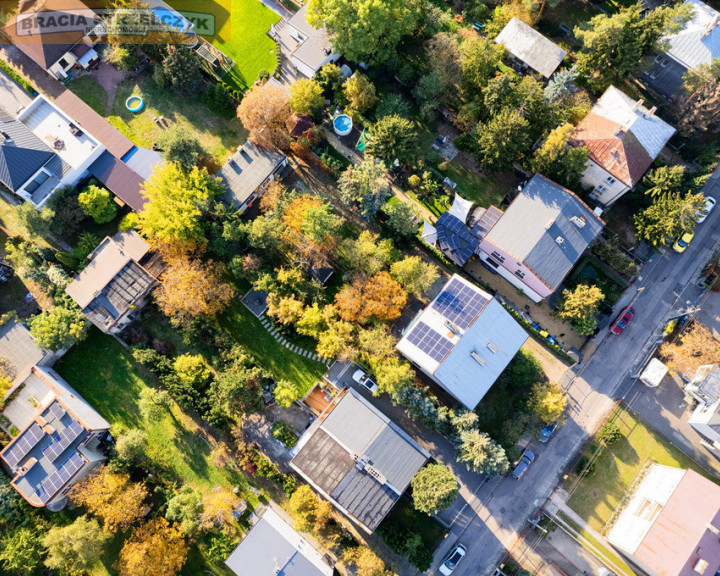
[218,141,286,208]
[495,17,567,78]
[89,151,146,212]
[664,0,720,70]
[483,175,604,289]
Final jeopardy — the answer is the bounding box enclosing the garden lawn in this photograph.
[219,300,326,396]
[107,73,246,170]
[67,76,109,115]
[437,163,506,208]
[565,405,713,532]
[168,0,280,90]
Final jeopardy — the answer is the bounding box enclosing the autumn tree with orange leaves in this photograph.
[335,272,406,324]
[116,518,187,576]
[70,467,148,532]
[660,322,720,374]
[237,85,291,150]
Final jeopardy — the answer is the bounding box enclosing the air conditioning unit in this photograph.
[470,351,486,366]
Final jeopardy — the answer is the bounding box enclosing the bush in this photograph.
[599,421,623,445]
[271,421,297,448]
[575,454,596,477]
[78,183,118,223]
[153,64,167,88]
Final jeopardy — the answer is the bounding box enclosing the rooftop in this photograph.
[287,5,336,71]
[290,388,429,533]
[218,141,286,208]
[0,319,49,384]
[663,0,720,70]
[482,174,604,290]
[396,274,528,409]
[495,17,567,78]
[89,151,146,212]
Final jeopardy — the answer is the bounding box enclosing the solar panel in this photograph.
[431,277,489,331]
[48,401,65,420]
[2,423,44,468]
[37,452,84,503]
[42,420,83,463]
[407,322,453,362]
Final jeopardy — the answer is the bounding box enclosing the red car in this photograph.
[610,306,635,335]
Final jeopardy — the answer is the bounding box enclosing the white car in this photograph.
[696,197,716,223]
[439,544,467,575]
[352,369,378,394]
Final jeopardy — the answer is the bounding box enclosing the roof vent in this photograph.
[445,320,461,335]
[555,236,565,245]
[365,464,387,485]
[487,342,499,353]
[570,215,586,228]
[647,106,657,116]
[356,458,367,471]
[694,559,709,574]
[471,351,486,366]
[0,131,13,144]
[707,524,719,535]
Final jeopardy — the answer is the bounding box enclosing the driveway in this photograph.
[535,527,608,576]
[0,69,32,115]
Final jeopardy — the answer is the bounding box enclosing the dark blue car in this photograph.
[512,450,535,479]
[539,422,558,443]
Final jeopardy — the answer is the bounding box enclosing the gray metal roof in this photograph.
[495,18,567,78]
[483,175,604,290]
[89,151,146,212]
[218,141,286,208]
[0,320,48,381]
[287,5,336,72]
[664,0,720,70]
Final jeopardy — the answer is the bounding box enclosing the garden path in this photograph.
[257,311,332,367]
[92,62,132,115]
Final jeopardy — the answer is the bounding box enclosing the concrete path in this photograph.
[259,0,292,19]
[91,63,131,116]
[0,69,32,115]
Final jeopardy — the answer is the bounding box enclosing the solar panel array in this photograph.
[42,420,83,462]
[407,321,453,363]
[36,452,84,504]
[47,401,65,420]
[2,423,44,468]
[431,277,489,331]
[436,213,480,266]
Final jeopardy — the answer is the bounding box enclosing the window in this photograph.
[515,270,526,279]
[485,258,500,269]
[596,184,607,193]
[605,175,616,185]
[58,58,70,68]
[660,58,669,68]
[491,251,505,263]
[634,498,662,522]
[23,171,50,194]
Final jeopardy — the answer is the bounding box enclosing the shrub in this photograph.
[271,421,297,448]
[78,184,118,223]
[575,454,596,477]
[599,421,622,445]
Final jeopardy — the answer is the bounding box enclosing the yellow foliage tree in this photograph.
[266,293,305,325]
[660,322,720,374]
[199,486,242,529]
[335,272,407,324]
[528,381,567,424]
[237,85,291,150]
[116,518,187,576]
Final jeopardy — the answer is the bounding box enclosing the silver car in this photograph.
[352,369,379,394]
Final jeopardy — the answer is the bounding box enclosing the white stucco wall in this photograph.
[580,160,630,206]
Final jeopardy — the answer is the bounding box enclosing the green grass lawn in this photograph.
[565,405,713,532]
[437,162,507,208]
[67,75,109,115]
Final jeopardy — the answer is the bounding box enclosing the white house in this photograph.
[285,5,340,78]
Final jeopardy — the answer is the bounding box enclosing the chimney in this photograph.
[647,106,657,116]
[633,98,644,111]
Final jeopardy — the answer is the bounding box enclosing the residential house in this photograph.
[477,174,605,302]
[570,86,676,206]
[289,388,429,534]
[0,319,57,386]
[686,365,720,449]
[3,0,101,80]
[643,0,720,98]
[225,505,334,576]
[65,231,159,335]
[607,463,720,576]
[281,5,340,78]
[218,141,288,213]
[396,274,527,409]
[495,17,567,78]
[0,366,110,510]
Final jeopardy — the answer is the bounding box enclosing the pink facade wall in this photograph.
[477,239,553,299]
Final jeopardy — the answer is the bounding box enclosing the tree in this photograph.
[307,0,418,65]
[338,158,390,220]
[473,109,531,170]
[70,467,149,532]
[15,202,54,239]
[301,203,342,247]
[157,126,204,170]
[0,528,42,575]
[544,67,578,103]
[365,115,419,166]
[212,360,265,416]
[317,319,357,359]
[199,486,242,529]
[335,272,407,324]
[342,73,378,114]
[528,381,567,423]
[155,255,235,323]
[342,546,392,576]
[117,518,187,576]
[643,165,685,197]
[633,191,705,247]
[288,484,318,532]
[660,322,720,374]
[274,379,301,407]
[383,201,419,240]
[457,430,509,475]
[530,124,589,189]
[44,515,110,574]
[162,45,202,93]
[559,284,604,335]
[676,59,720,136]
[78,184,118,223]
[390,256,439,296]
[166,487,203,537]
[174,354,212,388]
[237,84,292,150]
[266,293,305,325]
[138,387,173,422]
[338,231,393,275]
[28,307,87,351]
[289,78,324,115]
[376,93,411,119]
[373,357,415,395]
[461,36,506,95]
[115,429,148,465]
[316,62,344,96]
[130,162,224,244]
[358,325,397,361]
[411,463,458,514]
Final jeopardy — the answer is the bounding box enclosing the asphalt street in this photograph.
[429,178,720,576]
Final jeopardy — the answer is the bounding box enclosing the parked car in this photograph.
[695,197,716,224]
[352,368,379,394]
[610,306,635,335]
[512,450,535,479]
[439,544,467,575]
[673,231,694,253]
[539,422,558,443]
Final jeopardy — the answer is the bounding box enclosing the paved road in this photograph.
[432,178,720,576]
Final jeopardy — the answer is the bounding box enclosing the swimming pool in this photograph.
[334,114,352,136]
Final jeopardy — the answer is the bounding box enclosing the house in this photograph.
[0,319,57,386]
[283,5,340,78]
[3,0,101,80]
[289,388,429,534]
[396,274,527,409]
[225,504,334,576]
[685,365,720,448]
[643,0,720,98]
[218,141,288,213]
[286,113,314,138]
[495,17,567,78]
[607,464,720,576]
[570,86,676,206]
[477,174,605,302]
[65,231,159,334]
[0,366,110,510]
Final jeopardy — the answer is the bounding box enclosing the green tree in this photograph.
[559,284,604,335]
[530,124,589,189]
[0,528,42,575]
[461,36,506,95]
[357,325,397,361]
[338,230,393,275]
[307,0,419,65]
[316,62,344,97]
[373,357,415,395]
[165,487,204,537]
[301,203,342,245]
[633,191,706,247]
[390,256,439,296]
[642,165,685,198]
[528,381,567,423]
[289,78,324,115]
[157,126,204,171]
[457,430,509,475]
[338,158,390,220]
[28,307,86,351]
[115,429,148,465]
[274,379,301,407]
[411,463,458,514]
[162,45,202,93]
[128,162,224,244]
[544,67,578,103]
[78,184,118,223]
[473,109,531,170]
[383,201,418,240]
[43,515,110,574]
[677,60,720,136]
[342,73,378,114]
[138,387,173,423]
[365,115,419,166]
[15,203,54,239]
